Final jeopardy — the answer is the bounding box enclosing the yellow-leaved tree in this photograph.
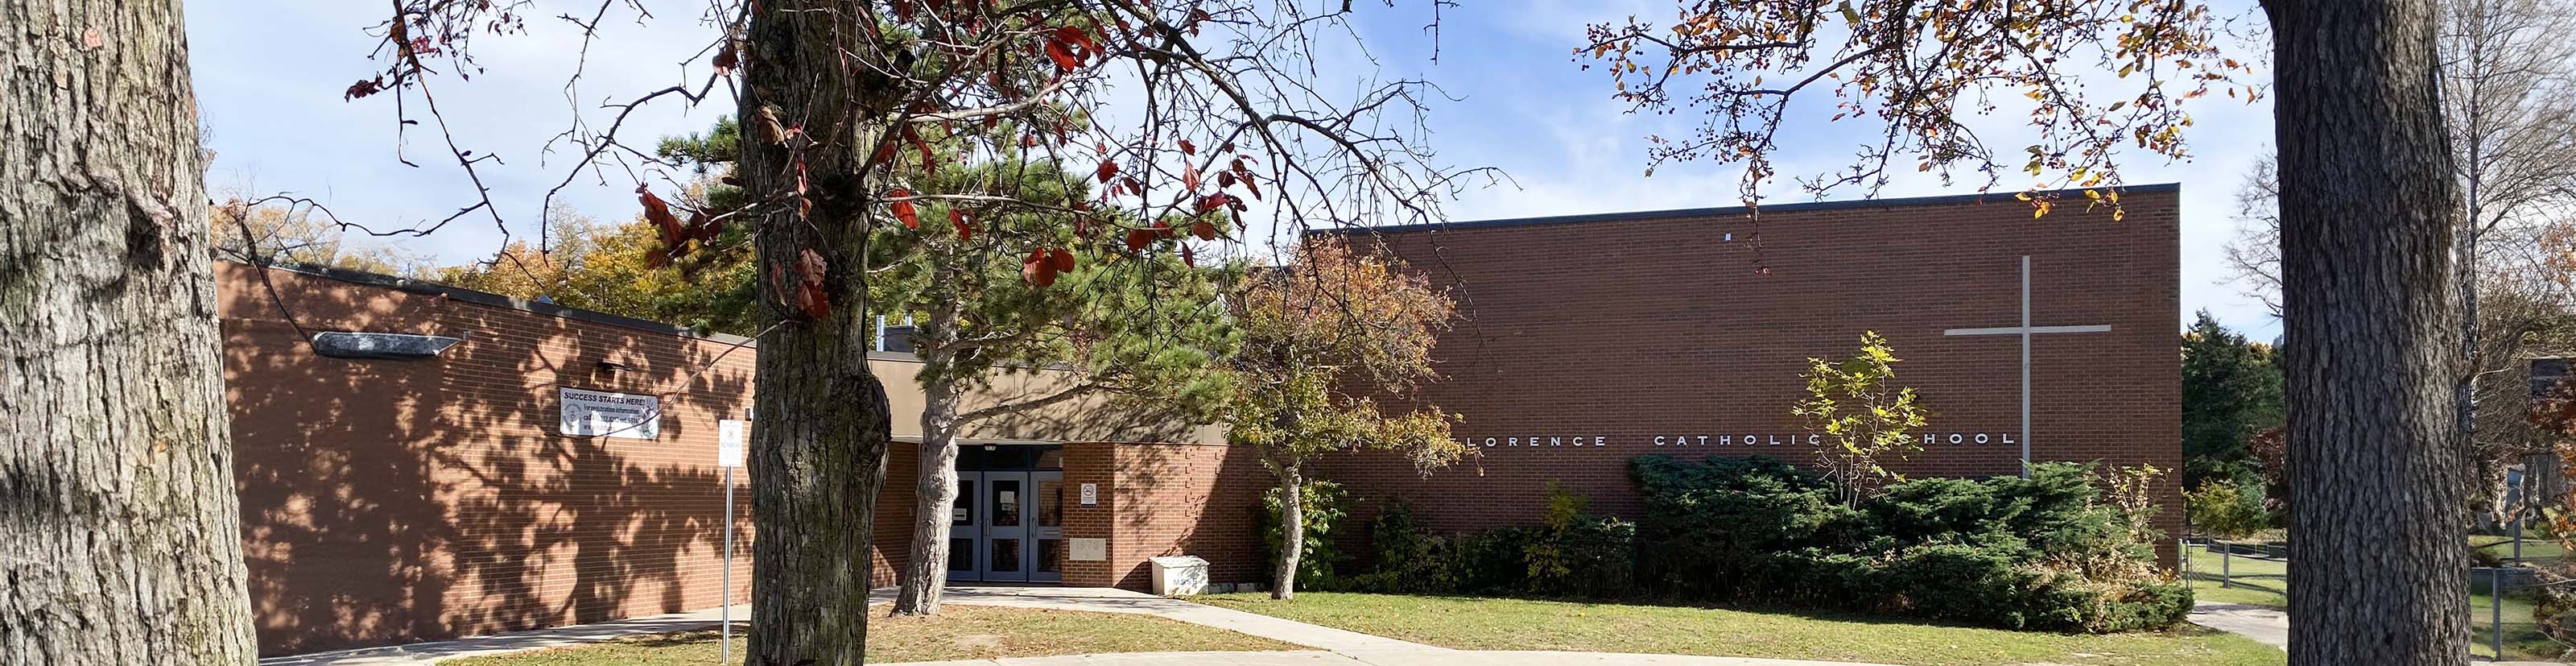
[1224,239,1468,600]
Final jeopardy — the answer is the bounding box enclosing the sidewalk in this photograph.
[257,604,745,665]
[259,586,1421,665]
[925,586,1441,654]
[2188,602,2568,664]
[261,587,1888,666]
[885,651,1890,666]
[2188,602,2285,650]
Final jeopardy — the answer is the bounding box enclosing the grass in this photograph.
[2183,547,2286,609]
[2472,534,2569,563]
[1196,592,2283,666]
[442,604,1301,665]
[2185,544,2561,660]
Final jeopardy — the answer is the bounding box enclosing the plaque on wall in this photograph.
[1068,537,1107,561]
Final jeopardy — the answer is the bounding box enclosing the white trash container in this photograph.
[1150,555,1210,597]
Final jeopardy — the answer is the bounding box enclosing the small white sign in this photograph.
[559,387,659,440]
[716,420,746,468]
[1079,483,1098,506]
[1068,537,1107,561]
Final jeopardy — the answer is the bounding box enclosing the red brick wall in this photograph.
[1315,187,2185,563]
[1091,443,1271,589]
[223,263,755,656]
[222,263,1263,655]
[873,442,918,589]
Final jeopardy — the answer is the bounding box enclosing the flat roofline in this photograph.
[1318,183,2179,236]
[225,259,942,357]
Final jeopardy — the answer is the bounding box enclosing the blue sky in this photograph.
[187,1,2279,337]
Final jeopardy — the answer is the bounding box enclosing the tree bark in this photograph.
[0,1,259,664]
[894,306,964,615]
[742,2,898,664]
[2268,1,2471,663]
[1272,465,1303,601]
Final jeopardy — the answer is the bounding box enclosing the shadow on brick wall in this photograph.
[225,264,747,656]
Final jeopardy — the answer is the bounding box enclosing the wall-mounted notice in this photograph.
[716,420,746,468]
[1068,538,1107,561]
[559,387,660,440]
[1079,483,1098,506]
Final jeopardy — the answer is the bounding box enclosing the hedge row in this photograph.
[1307,456,2190,634]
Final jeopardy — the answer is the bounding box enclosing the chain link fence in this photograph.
[2179,535,2562,661]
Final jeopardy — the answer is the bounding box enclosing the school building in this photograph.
[221,184,2180,656]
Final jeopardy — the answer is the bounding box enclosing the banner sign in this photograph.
[559,387,660,440]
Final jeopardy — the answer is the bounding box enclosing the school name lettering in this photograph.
[1457,432,2016,448]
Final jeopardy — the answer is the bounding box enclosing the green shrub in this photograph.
[1328,457,2188,633]
[1338,487,1634,598]
[1520,482,1636,597]
[1633,456,1864,601]
[1340,499,1459,594]
[1451,526,1539,594]
[1259,480,1345,589]
[1627,455,2188,633]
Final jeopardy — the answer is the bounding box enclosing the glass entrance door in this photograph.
[942,445,1063,583]
[980,471,1030,581]
[1032,471,1063,582]
[946,473,980,582]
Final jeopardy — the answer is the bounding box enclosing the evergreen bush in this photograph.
[1630,455,2190,632]
[1315,456,2187,633]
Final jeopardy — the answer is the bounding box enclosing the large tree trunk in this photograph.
[741,2,899,664]
[1272,465,1303,601]
[894,319,963,615]
[0,1,259,664]
[2268,1,2471,663]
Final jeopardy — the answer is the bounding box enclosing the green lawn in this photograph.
[2184,547,2287,609]
[2186,545,2558,660]
[442,604,1300,665]
[2473,534,2569,563]
[1197,592,2282,666]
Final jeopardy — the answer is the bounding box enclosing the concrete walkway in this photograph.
[257,604,747,665]
[2188,602,2573,664]
[927,586,1441,654]
[884,651,1889,666]
[2188,602,2286,651]
[260,587,1887,666]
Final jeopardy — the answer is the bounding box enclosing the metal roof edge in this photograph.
[1314,183,2182,236]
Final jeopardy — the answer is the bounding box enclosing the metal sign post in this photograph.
[716,419,747,665]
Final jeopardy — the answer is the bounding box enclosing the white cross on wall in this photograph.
[1942,255,2112,477]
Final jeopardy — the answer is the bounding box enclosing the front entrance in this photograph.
[947,445,1064,583]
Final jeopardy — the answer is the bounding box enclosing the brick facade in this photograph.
[224,263,760,656]
[220,184,2178,656]
[1314,185,2185,563]
[218,263,1256,656]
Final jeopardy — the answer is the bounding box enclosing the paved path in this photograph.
[257,604,747,665]
[260,587,1886,665]
[885,651,1887,666]
[2187,602,2574,664]
[258,586,1428,665]
[2188,602,2286,651]
[927,586,1440,653]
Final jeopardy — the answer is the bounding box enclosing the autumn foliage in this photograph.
[1579,0,2253,212]
[1224,238,1467,599]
